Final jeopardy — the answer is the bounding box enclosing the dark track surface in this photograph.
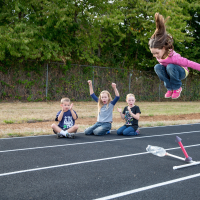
[0,124,200,200]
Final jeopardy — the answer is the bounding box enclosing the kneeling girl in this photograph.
[117,94,141,136]
[84,80,120,136]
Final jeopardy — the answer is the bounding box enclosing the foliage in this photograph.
[176,0,200,75]
[0,0,199,70]
[4,120,14,124]
[1,64,200,101]
[0,0,200,102]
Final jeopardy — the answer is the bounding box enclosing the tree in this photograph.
[178,0,200,68]
[97,0,193,70]
[0,0,197,70]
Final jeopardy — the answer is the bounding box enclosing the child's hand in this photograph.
[69,103,73,110]
[112,83,116,88]
[88,80,92,86]
[117,107,122,113]
[127,106,132,113]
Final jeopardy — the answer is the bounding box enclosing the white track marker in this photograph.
[94,173,200,200]
[166,152,185,161]
[146,145,200,170]
[0,152,148,177]
[173,161,200,170]
[1,130,200,153]
[1,144,200,177]
[1,123,200,140]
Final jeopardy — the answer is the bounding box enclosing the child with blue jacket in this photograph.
[84,80,120,136]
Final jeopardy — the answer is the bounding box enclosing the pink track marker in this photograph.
[175,136,192,162]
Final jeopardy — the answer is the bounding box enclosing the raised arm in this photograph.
[110,83,120,105]
[112,83,119,97]
[88,80,94,95]
[88,80,98,102]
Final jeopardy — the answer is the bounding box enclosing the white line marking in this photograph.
[94,173,200,200]
[0,152,148,177]
[0,134,54,140]
[1,123,200,140]
[0,144,200,177]
[139,123,200,129]
[0,130,200,153]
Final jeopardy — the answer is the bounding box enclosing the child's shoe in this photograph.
[57,132,63,139]
[136,129,140,135]
[172,87,182,99]
[66,132,75,139]
[165,90,173,98]
[106,130,110,134]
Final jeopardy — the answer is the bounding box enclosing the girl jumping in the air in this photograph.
[84,80,120,136]
[149,12,200,99]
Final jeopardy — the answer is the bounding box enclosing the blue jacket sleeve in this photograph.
[111,96,120,105]
[91,93,98,102]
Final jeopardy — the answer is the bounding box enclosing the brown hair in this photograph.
[61,97,70,104]
[149,13,174,52]
[98,90,113,113]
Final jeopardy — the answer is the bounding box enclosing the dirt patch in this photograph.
[139,113,200,122]
[0,113,200,132]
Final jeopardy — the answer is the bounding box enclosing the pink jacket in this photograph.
[157,50,200,72]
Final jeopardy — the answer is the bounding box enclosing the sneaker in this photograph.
[57,132,63,139]
[106,130,110,134]
[66,132,75,139]
[136,129,140,135]
[172,87,182,99]
[165,90,173,98]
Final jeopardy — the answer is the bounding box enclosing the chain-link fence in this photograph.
[0,62,200,101]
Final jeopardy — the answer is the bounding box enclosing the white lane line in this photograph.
[94,173,200,200]
[0,130,200,153]
[0,144,200,177]
[0,152,148,177]
[138,123,200,129]
[0,134,54,140]
[1,123,200,140]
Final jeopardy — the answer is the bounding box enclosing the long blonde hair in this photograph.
[149,13,174,52]
[98,90,113,114]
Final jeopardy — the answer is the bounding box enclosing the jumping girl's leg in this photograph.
[84,122,101,135]
[154,64,172,90]
[166,64,186,90]
[117,125,127,135]
[93,122,111,136]
[122,126,138,136]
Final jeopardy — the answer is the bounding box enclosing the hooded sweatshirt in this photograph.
[156,50,200,77]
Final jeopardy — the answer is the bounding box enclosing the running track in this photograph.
[0,124,200,200]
